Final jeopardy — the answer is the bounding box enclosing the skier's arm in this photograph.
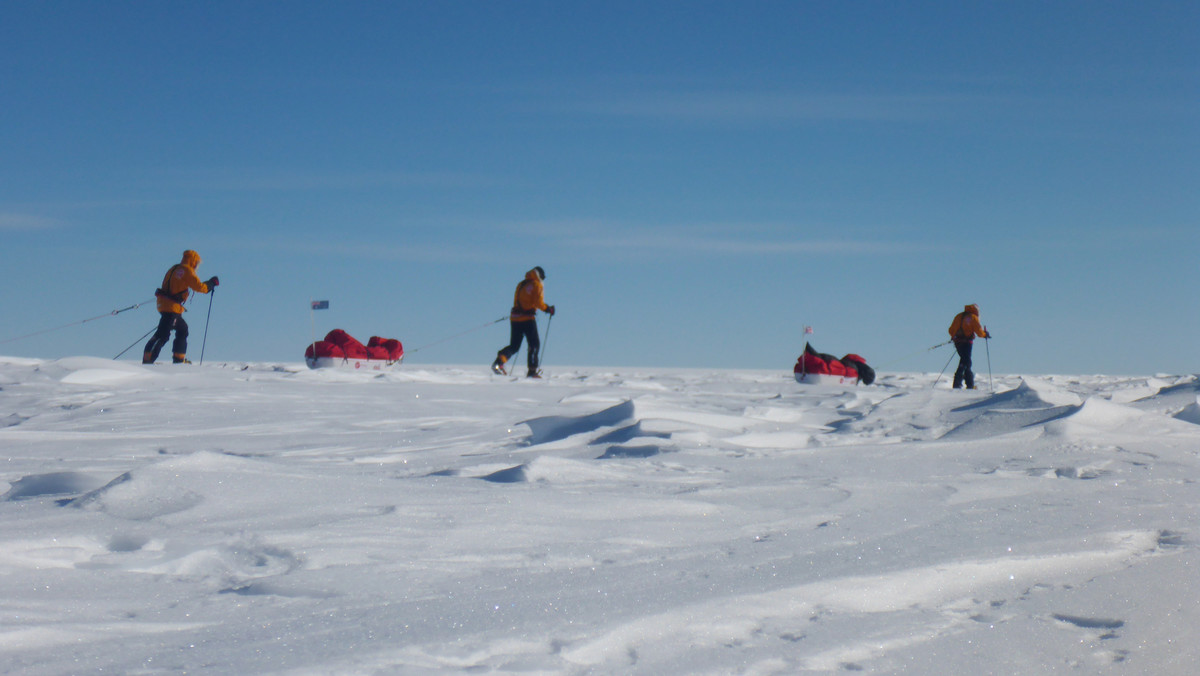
[532,284,549,313]
[182,268,211,294]
[974,319,989,339]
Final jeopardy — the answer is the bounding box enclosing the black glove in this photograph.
[547,305,556,316]
[206,276,220,288]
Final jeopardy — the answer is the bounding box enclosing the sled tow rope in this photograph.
[873,340,952,370]
[0,299,156,346]
[406,316,509,355]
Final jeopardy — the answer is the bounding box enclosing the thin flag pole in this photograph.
[801,326,813,379]
[309,300,330,365]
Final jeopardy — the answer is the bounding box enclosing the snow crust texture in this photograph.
[1,357,1197,674]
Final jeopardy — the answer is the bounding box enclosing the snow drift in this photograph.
[0,356,1196,674]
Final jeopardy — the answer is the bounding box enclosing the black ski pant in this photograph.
[953,340,974,389]
[498,320,539,374]
[145,312,188,363]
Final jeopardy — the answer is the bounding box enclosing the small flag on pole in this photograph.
[804,326,813,335]
[311,300,330,310]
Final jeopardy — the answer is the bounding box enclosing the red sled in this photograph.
[793,342,876,385]
[306,329,404,370]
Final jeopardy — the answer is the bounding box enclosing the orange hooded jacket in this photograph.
[949,304,988,343]
[155,250,210,314]
[510,269,548,322]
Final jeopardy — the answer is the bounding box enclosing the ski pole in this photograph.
[539,314,553,370]
[199,287,215,365]
[114,326,158,360]
[932,345,956,389]
[984,329,993,392]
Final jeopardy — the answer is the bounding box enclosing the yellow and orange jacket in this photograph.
[949,304,988,343]
[155,250,211,314]
[510,269,548,322]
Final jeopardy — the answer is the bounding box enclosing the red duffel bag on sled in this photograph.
[306,329,404,371]
[794,342,875,385]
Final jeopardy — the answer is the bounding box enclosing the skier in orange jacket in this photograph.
[948,304,990,389]
[143,250,218,364]
[492,266,555,378]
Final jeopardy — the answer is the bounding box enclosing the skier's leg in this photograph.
[144,313,175,364]
[952,342,972,388]
[171,317,190,362]
[957,342,975,389]
[964,344,976,389]
[525,321,541,375]
[494,322,524,372]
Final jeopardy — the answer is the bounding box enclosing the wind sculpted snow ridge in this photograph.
[0,358,1196,674]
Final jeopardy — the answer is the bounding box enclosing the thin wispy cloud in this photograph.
[239,238,501,265]
[568,231,934,257]
[0,213,60,231]
[516,76,1170,129]
[538,88,988,125]
[508,220,946,258]
[175,169,507,193]
[238,222,939,266]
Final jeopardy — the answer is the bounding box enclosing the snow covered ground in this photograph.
[1,356,1197,674]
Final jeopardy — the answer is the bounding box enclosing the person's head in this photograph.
[965,303,979,315]
[533,266,545,280]
[182,250,202,268]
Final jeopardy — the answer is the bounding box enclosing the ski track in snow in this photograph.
[0,356,1197,674]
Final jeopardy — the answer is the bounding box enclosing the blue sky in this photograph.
[2,1,1196,375]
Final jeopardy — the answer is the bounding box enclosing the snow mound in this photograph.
[726,431,813,449]
[522,400,636,445]
[48,357,152,385]
[937,379,1083,440]
[591,420,672,445]
[1130,376,1200,418]
[635,401,751,431]
[941,404,1079,440]
[479,464,528,483]
[1044,397,1197,438]
[68,452,254,520]
[955,378,1081,411]
[70,470,205,520]
[936,378,1094,440]
[1060,397,1153,429]
[1138,376,1199,401]
[1175,401,1200,425]
[525,456,642,482]
[126,534,302,591]
[473,456,646,482]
